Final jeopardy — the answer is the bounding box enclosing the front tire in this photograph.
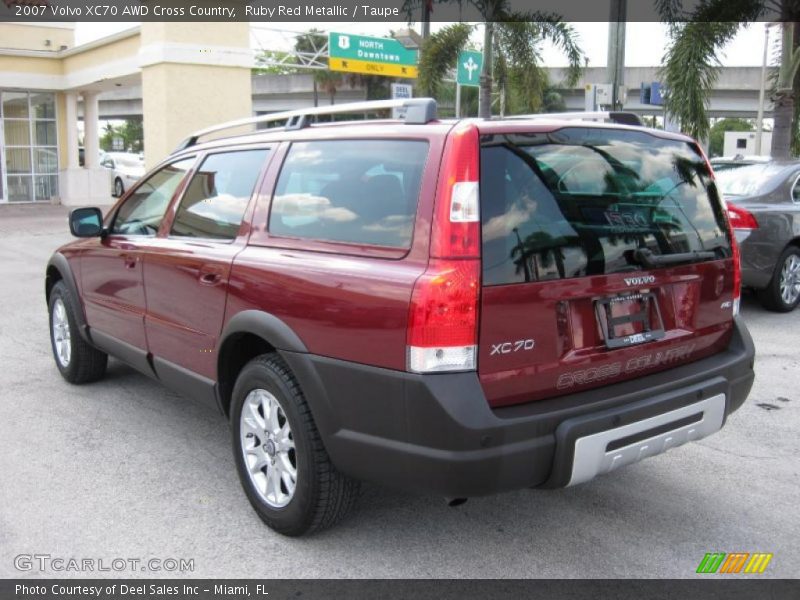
[48,281,108,383]
[757,246,800,312]
[114,178,124,197]
[231,353,359,536]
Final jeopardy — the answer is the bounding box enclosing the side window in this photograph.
[112,158,194,236]
[269,140,429,248]
[170,149,269,240]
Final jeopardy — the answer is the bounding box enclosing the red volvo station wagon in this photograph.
[46,100,755,535]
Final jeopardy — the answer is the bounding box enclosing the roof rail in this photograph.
[505,111,644,127]
[175,98,438,152]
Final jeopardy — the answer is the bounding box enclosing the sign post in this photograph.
[456,50,483,117]
[328,32,418,79]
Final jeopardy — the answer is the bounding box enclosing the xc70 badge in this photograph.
[490,339,536,356]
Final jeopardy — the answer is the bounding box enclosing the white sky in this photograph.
[75,22,772,67]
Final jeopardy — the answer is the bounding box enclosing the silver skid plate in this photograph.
[568,394,726,486]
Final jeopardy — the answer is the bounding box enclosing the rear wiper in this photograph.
[631,247,717,268]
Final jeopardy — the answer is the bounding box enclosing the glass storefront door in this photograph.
[1,91,59,203]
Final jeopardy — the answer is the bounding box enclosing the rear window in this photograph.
[269,140,428,248]
[714,163,786,197]
[480,128,731,285]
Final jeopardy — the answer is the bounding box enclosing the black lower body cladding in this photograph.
[280,317,755,498]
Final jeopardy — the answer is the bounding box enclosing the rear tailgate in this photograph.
[477,125,736,408]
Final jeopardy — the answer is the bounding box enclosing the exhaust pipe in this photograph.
[446,497,468,507]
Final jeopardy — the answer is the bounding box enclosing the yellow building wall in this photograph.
[142,62,252,167]
[0,55,63,76]
[141,22,250,47]
[61,34,140,73]
[140,23,252,167]
[0,24,74,51]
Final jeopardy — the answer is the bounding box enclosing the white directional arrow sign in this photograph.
[457,50,483,87]
[463,56,479,81]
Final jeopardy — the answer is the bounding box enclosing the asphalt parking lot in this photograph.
[0,204,797,579]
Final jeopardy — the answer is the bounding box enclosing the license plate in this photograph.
[595,292,665,349]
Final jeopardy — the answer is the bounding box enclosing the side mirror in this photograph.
[69,207,104,237]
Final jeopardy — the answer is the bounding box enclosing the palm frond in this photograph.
[531,19,584,86]
[401,0,481,21]
[691,0,767,22]
[656,0,688,21]
[417,23,474,97]
[497,12,583,86]
[660,21,743,139]
[493,21,548,113]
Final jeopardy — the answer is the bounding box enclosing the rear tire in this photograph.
[757,246,800,312]
[231,353,360,536]
[48,281,108,383]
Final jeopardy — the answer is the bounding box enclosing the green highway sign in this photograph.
[457,50,483,87]
[329,32,418,78]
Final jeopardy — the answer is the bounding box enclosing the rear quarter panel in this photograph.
[224,126,450,371]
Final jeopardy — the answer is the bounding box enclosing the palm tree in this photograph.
[659,0,800,158]
[404,1,584,118]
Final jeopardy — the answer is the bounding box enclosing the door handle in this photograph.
[199,272,221,285]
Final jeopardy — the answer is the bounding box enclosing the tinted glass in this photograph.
[481,128,731,285]
[171,150,268,240]
[270,140,429,248]
[112,158,194,236]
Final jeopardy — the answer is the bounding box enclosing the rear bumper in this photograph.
[282,317,755,498]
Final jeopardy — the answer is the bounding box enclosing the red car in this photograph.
[46,100,755,536]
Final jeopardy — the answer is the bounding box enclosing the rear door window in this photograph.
[171,149,269,241]
[269,140,429,248]
[480,128,731,285]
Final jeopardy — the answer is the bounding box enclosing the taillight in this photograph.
[430,123,480,258]
[724,203,757,314]
[407,259,479,373]
[696,143,742,316]
[407,123,481,373]
[726,202,759,230]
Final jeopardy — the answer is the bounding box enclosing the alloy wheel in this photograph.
[779,253,800,306]
[240,389,297,508]
[51,298,71,367]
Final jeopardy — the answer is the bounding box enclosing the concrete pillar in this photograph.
[59,90,111,206]
[82,91,100,168]
[64,91,79,169]
[139,23,252,168]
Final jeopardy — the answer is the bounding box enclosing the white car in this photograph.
[101,152,146,197]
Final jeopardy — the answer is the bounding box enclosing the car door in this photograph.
[80,157,196,372]
[141,147,272,406]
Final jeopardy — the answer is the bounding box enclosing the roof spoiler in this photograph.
[505,111,644,127]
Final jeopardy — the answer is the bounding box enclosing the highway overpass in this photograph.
[92,66,771,120]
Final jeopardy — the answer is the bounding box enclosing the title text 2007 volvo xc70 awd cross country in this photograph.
[46,100,755,536]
